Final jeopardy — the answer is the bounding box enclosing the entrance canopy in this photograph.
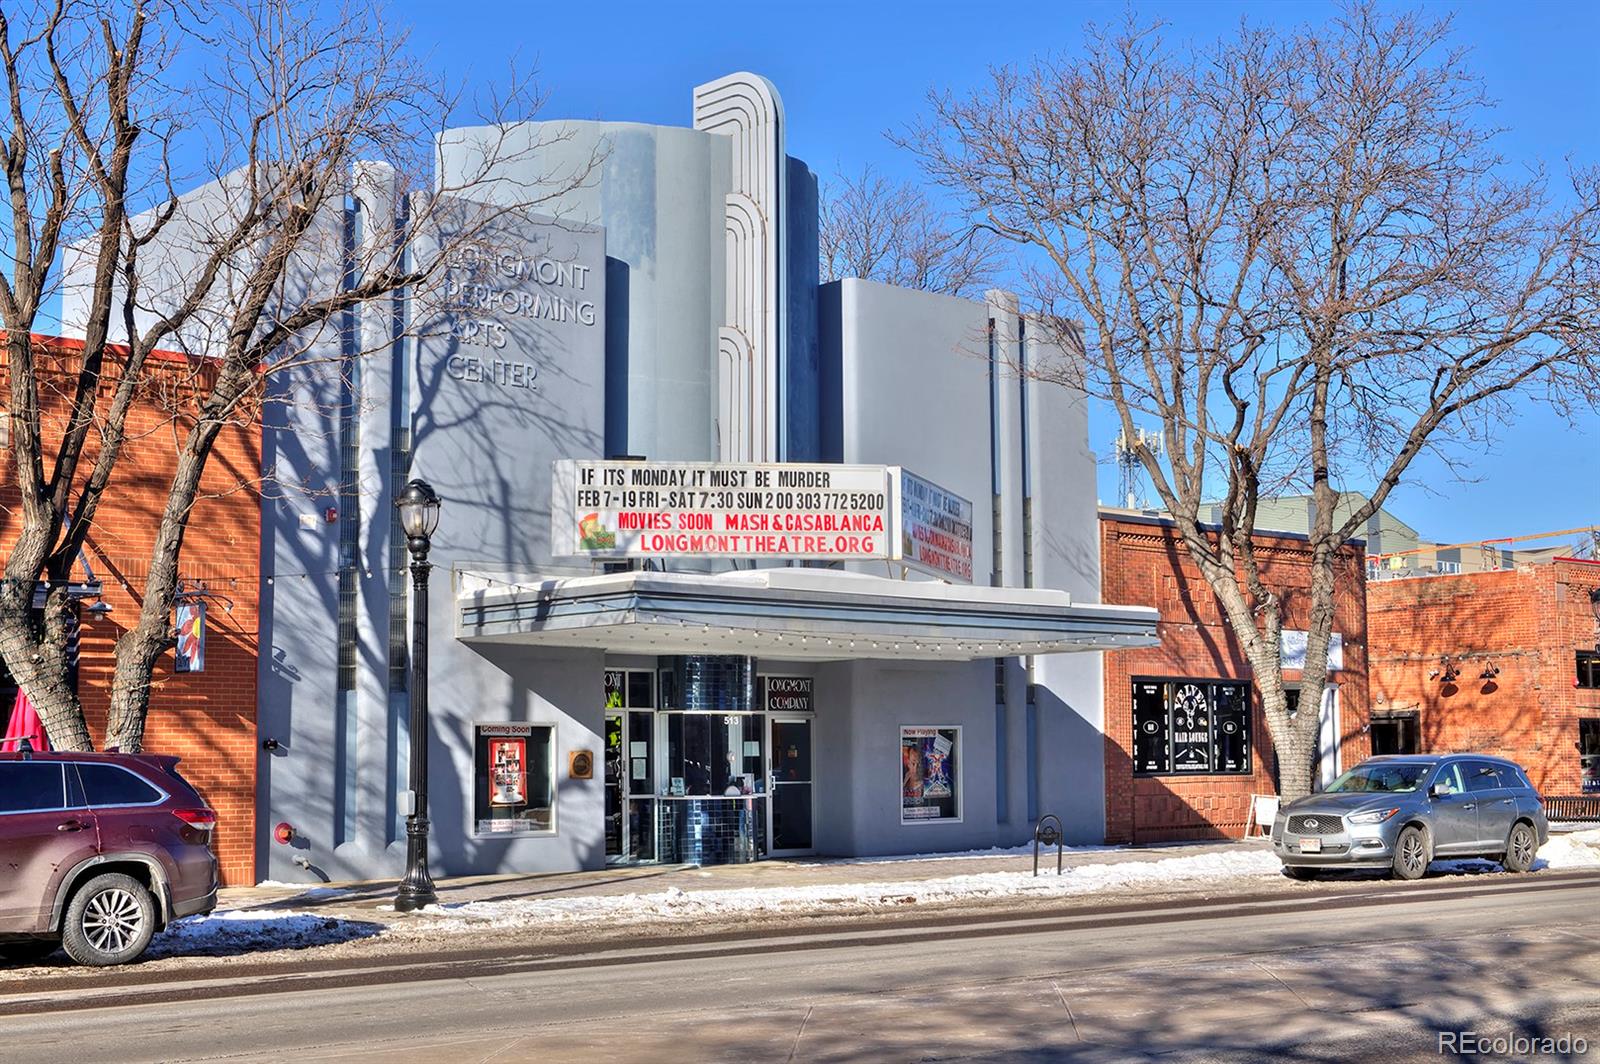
[456,568,1158,661]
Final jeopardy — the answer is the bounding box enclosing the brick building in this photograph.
[1368,559,1600,796]
[0,334,260,884]
[1100,510,1371,843]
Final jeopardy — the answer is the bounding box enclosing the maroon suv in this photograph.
[0,749,218,966]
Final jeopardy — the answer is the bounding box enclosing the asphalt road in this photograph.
[4,871,1600,1062]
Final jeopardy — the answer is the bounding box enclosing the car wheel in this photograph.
[1503,821,1537,873]
[60,873,157,967]
[1391,825,1430,880]
[0,938,61,966]
[1283,866,1319,881]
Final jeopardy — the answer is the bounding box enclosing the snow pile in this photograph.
[1538,828,1600,869]
[798,842,1126,866]
[405,848,1285,931]
[254,882,355,902]
[148,909,384,958]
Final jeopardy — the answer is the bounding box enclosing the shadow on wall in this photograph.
[604,257,629,457]
[1031,682,1109,845]
[419,642,606,878]
[1037,522,1102,600]
[408,223,604,576]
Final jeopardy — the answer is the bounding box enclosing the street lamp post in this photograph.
[395,478,442,913]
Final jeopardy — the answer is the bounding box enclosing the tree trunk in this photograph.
[1184,521,1338,805]
[1276,723,1317,802]
[0,553,93,751]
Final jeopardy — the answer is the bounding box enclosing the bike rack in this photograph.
[1033,814,1064,877]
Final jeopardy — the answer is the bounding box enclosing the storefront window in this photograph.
[663,713,763,797]
[1576,652,1600,690]
[1130,678,1253,777]
[901,726,961,823]
[1371,712,1420,756]
[1580,719,1599,793]
[472,723,554,836]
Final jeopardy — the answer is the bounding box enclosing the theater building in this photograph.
[1099,509,1372,843]
[89,72,1159,884]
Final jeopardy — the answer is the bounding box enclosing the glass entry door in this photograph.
[768,717,814,855]
[604,713,624,859]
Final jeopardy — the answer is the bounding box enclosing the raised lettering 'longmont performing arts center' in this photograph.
[67,72,1161,883]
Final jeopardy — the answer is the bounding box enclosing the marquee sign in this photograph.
[552,460,974,581]
[898,469,974,583]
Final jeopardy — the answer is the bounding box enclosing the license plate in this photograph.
[1299,838,1322,854]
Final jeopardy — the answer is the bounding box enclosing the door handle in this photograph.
[1461,803,1475,811]
[56,819,86,832]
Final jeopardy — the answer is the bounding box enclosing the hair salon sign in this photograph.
[551,460,973,581]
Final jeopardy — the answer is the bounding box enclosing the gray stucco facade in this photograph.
[81,71,1156,883]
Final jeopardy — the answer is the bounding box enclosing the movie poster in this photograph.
[901,727,959,821]
[174,601,205,673]
[472,724,553,835]
[488,737,527,806]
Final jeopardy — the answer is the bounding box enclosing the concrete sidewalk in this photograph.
[229,838,1274,914]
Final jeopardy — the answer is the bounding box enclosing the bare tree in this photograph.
[819,164,1002,298]
[0,0,596,751]
[909,4,1600,799]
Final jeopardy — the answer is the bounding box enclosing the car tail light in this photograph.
[173,808,217,832]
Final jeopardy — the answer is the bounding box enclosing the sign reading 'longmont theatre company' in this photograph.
[551,460,974,581]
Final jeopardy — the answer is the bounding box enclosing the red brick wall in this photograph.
[2,335,260,884]
[1100,514,1371,843]
[1367,561,1600,794]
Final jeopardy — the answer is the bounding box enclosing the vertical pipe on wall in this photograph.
[333,196,362,847]
[386,194,414,846]
[1018,316,1038,822]
[988,317,1008,824]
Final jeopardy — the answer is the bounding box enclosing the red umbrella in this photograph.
[1,690,50,753]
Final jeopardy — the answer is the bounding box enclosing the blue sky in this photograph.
[98,2,1600,544]
[396,0,1598,546]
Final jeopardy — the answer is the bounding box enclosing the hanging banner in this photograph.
[1280,630,1345,671]
[174,601,206,674]
[551,460,973,581]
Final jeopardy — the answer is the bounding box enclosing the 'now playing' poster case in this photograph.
[902,727,959,822]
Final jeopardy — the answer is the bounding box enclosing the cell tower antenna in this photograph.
[1113,426,1162,510]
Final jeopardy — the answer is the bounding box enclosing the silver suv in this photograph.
[1272,755,1548,880]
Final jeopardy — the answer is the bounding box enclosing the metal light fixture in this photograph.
[395,478,442,913]
[396,479,443,547]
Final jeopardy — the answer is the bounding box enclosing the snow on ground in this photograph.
[395,831,1600,933]
[1537,828,1600,869]
[797,842,1126,866]
[253,882,356,902]
[164,831,1600,952]
[148,909,385,958]
[401,848,1286,932]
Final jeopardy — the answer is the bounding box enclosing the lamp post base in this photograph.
[394,881,438,912]
[394,814,438,912]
